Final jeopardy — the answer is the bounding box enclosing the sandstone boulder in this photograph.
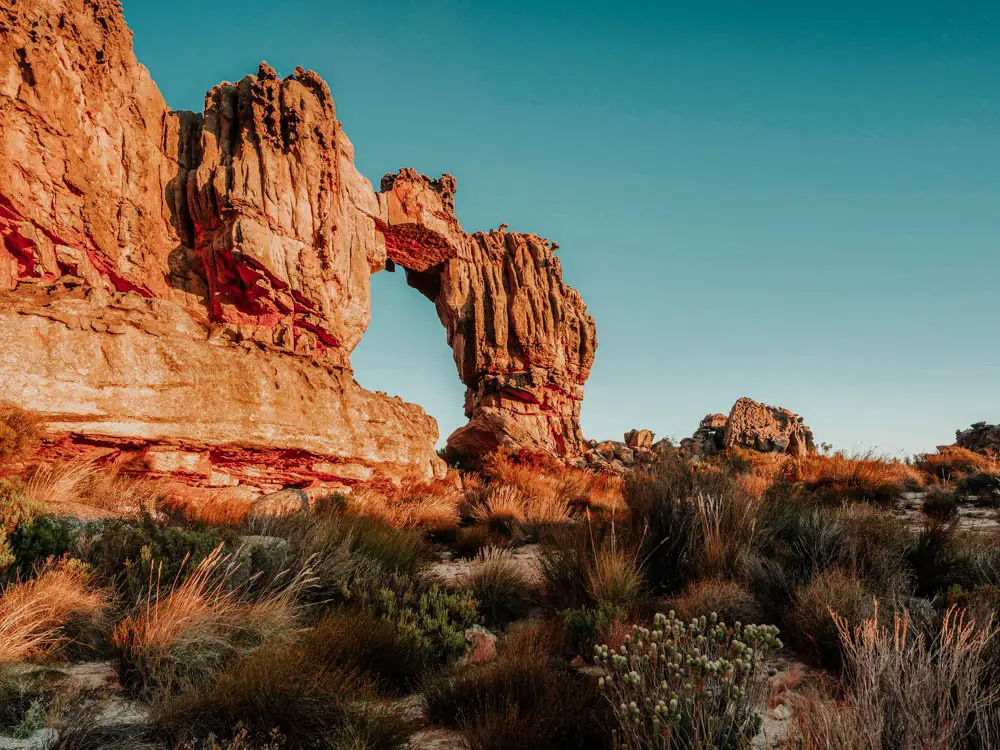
[625,429,654,450]
[682,399,815,457]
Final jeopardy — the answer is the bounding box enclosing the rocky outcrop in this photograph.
[0,0,596,487]
[378,170,596,462]
[956,423,1000,457]
[683,399,816,457]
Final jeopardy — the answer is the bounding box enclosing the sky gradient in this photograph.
[124,1,999,457]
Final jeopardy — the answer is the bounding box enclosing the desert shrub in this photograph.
[424,633,613,749]
[373,581,478,666]
[922,486,959,522]
[625,455,735,592]
[959,471,1000,506]
[837,507,914,597]
[667,578,763,627]
[0,669,60,734]
[586,536,644,610]
[0,404,40,464]
[302,608,427,694]
[259,510,432,606]
[0,559,108,664]
[112,546,302,697]
[158,493,256,529]
[43,710,159,750]
[691,492,758,579]
[153,642,412,749]
[595,611,781,749]
[24,462,166,517]
[465,546,534,627]
[452,523,512,559]
[7,516,79,576]
[540,522,600,610]
[561,603,626,656]
[906,523,983,598]
[87,518,232,600]
[785,568,875,670]
[797,605,1000,749]
[741,495,844,620]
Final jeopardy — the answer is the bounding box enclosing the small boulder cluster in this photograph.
[582,429,674,471]
[956,422,1000,457]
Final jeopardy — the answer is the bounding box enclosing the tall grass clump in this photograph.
[112,546,305,697]
[0,560,107,664]
[796,605,999,748]
[465,546,535,627]
[595,610,781,749]
[24,462,167,518]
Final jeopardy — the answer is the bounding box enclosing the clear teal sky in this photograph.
[124,1,999,457]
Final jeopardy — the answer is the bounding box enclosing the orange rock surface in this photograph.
[0,0,597,487]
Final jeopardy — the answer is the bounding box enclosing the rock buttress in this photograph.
[378,170,597,462]
[0,0,442,487]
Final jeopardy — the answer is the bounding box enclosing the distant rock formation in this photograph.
[956,422,1000,457]
[0,0,596,489]
[683,398,816,457]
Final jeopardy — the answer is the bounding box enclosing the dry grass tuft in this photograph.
[782,453,922,506]
[112,545,305,695]
[796,604,999,748]
[24,461,167,519]
[0,560,108,663]
[346,484,462,531]
[157,491,256,527]
[465,546,535,626]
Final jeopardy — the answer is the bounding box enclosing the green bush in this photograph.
[562,604,626,656]
[87,518,230,598]
[8,516,79,575]
[373,581,478,666]
[594,611,781,749]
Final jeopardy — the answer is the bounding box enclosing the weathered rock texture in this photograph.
[0,0,596,487]
[683,399,816,457]
[378,170,596,461]
[956,423,1000,457]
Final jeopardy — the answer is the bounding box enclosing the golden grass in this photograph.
[730,450,923,505]
[917,445,1000,481]
[0,560,108,664]
[345,481,462,531]
[158,491,256,527]
[24,461,167,518]
[113,545,306,694]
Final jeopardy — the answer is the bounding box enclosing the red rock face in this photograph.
[378,170,597,461]
[0,0,598,486]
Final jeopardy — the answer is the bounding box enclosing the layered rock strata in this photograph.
[0,0,596,487]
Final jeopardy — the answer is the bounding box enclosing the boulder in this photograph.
[625,429,654,450]
[956,423,1000,457]
[460,625,498,666]
[723,398,816,457]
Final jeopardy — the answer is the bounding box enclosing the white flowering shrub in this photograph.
[594,610,781,749]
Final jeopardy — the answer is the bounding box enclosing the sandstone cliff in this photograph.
[0,0,596,487]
